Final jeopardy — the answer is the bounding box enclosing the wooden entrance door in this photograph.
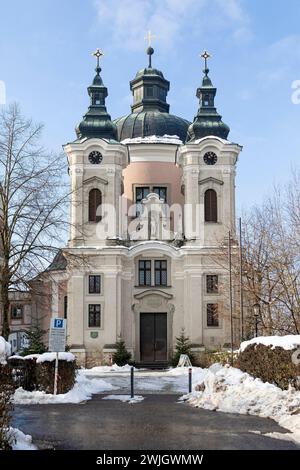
[140,313,167,362]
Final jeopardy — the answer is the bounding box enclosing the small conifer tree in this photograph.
[172,328,194,366]
[22,325,47,355]
[112,337,132,366]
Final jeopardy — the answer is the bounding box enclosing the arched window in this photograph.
[204,189,217,222]
[89,189,102,222]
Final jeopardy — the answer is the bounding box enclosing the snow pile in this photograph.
[121,134,182,145]
[102,394,144,404]
[84,363,135,375]
[8,427,37,450]
[0,336,11,364]
[184,364,300,443]
[13,371,117,405]
[240,335,300,352]
[36,352,75,363]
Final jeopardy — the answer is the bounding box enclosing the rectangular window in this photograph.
[89,275,101,294]
[155,260,167,286]
[64,296,68,319]
[207,303,219,327]
[11,305,23,319]
[88,304,101,328]
[146,86,154,97]
[153,186,167,203]
[139,260,151,286]
[206,275,218,294]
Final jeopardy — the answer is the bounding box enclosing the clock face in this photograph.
[203,151,218,165]
[88,151,103,164]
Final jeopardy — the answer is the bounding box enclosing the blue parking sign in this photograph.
[54,318,64,328]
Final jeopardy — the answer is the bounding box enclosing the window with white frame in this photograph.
[89,275,101,294]
[206,275,218,294]
[88,304,101,328]
[207,303,219,327]
[138,259,168,287]
[11,305,23,320]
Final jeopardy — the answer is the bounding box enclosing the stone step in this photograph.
[134,361,169,370]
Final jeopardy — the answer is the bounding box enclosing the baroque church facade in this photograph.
[60,47,242,366]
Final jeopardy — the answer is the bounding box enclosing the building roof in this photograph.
[187,60,230,142]
[114,47,190,142]
[76,50,118,141]
[114,111,190,142]
[46,251,67,272]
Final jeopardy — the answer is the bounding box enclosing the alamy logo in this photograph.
[292,348,300,365]
[291,80,300,104]
[0,81,6,105]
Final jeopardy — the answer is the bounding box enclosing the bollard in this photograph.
[130,366,134,398]
[188,367,192,393]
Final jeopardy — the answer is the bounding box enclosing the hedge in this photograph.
[36,359,76,394]
[237,343,300,390]
[0,365,14,450]
[7,356,37,391]
[7,354,76,394]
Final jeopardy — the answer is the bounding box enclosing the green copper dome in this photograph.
[114,111,190,142]
[76,52,118,141]
[186,64,230,142]
[114,47,190,142]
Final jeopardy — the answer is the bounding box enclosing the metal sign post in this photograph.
[54,352,59,395]
[188,367,192,393]
[48,318,67,395]
[130,366,134,399]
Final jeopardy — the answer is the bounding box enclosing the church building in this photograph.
[61,46,242,366]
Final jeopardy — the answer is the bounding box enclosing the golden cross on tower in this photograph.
[144,30,156,47]
[92,48,104,68]
[201,50,211,70]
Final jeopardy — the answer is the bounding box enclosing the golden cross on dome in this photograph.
[145,30,156,47]
[201,50,211,70]
[92,48,104,68]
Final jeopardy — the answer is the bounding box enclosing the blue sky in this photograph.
[1,0,300,212]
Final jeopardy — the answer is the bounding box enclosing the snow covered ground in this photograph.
[13,366,201,404]
[82,365,204,394]
[102,394,144,404]
[12,359,300,445]
[14,371,118,405]
[182,364,300,444]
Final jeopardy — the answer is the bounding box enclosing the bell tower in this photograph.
[179,51,242,246]
[63,49,128,247]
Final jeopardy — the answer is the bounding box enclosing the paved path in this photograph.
[13,394,299,450]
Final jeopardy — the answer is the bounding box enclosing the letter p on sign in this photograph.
[54,319,64,328]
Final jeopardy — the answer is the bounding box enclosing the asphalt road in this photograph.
[13,394,300,450]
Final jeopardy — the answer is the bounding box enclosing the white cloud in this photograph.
[258,35,300,85]
[93,0,251,51]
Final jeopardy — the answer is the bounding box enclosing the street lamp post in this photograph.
[253,303,261,337]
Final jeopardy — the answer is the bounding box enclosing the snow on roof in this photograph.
[36,352,75,363]
[240,335,300,352]
[193,136,233,145]
[121,134,182,145]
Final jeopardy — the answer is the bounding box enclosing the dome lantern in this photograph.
[186,51,230,142]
